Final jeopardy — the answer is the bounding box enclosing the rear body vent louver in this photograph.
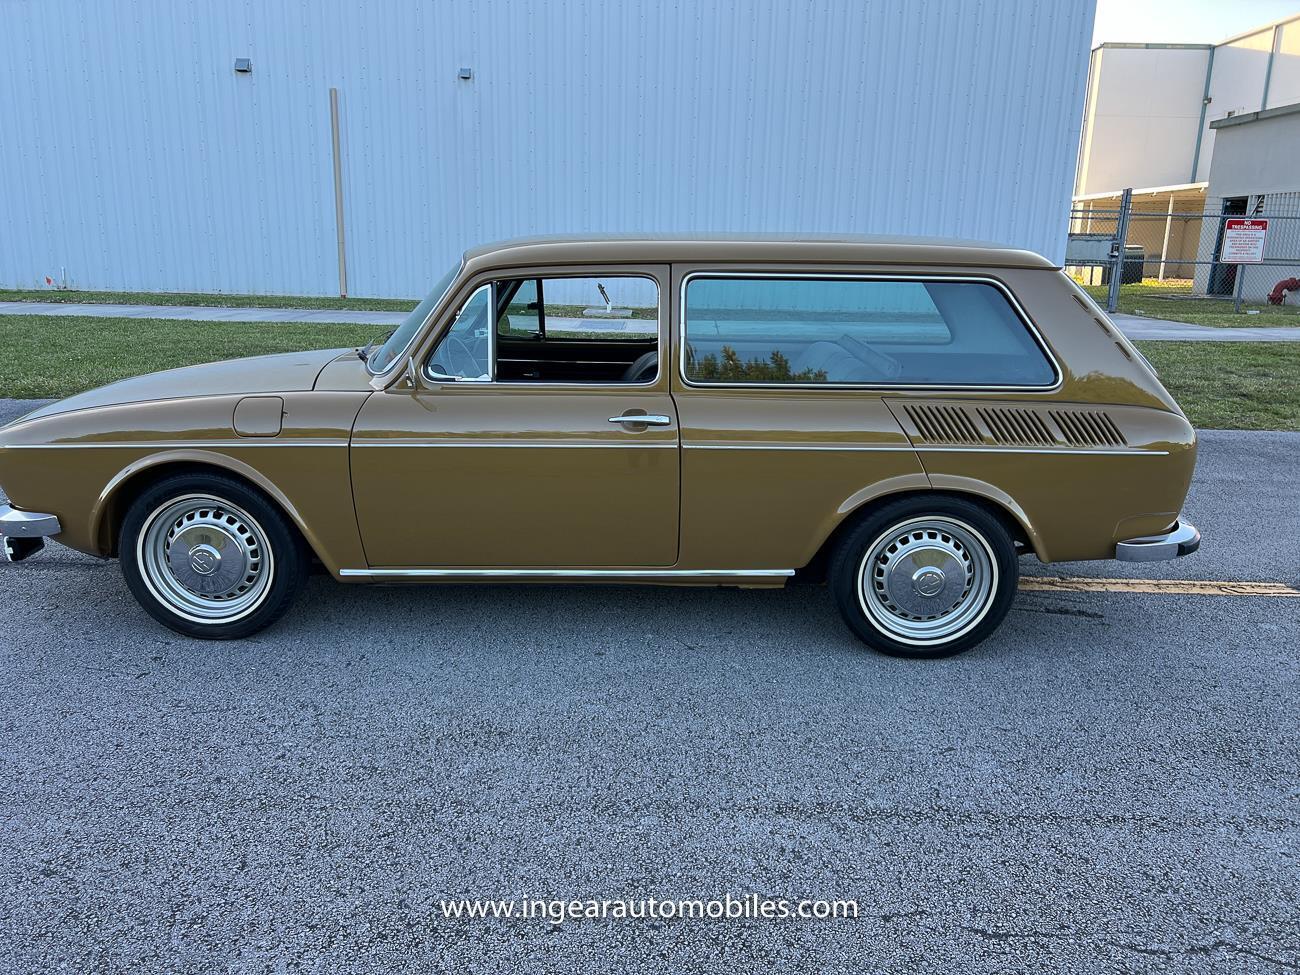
[892,401,1129,450]
[902,404,983,445]
[975,407,1057,447]
[1048,409,1127,448]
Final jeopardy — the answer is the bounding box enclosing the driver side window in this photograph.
[428,284,492,381]
[427,273,661,385]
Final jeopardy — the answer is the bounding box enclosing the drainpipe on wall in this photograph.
[1189,47,1215,183]
[1262,25,1281,110]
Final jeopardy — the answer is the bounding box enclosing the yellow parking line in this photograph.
[1020,577,1300,597]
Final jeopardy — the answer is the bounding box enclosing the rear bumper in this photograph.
[1115,519,1200,562]
[0,503,61,562]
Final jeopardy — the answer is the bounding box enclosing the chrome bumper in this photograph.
[1115,519,1200,562]
[0,503,61,562]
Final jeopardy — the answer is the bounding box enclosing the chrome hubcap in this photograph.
[138,495,274,623]
[858,516,997,645]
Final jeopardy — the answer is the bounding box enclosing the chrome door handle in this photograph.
[608,414,673,426]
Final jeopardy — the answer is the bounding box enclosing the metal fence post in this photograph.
[1106,187,1133,313]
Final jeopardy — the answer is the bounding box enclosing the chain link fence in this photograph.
[1066,190,1300,312]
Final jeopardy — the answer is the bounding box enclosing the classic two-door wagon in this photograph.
[0,236,1198,657]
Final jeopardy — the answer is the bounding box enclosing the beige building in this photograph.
[1071,13,1300,284]
[1195,103,1300,301]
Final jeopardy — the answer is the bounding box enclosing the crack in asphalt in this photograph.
[959,926,1300,971]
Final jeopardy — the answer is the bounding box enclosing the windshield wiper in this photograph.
[357,329,394,363]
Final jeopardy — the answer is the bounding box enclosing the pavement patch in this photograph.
[1021,577,1300,597]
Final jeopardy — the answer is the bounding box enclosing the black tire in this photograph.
[829,496,1018,659]
[119,472,309,640]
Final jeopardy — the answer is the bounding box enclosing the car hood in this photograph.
[17,348,349,422]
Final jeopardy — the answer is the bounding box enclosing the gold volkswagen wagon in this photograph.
[0,236,1199,657]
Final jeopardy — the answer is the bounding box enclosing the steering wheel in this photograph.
[432,334,485,379]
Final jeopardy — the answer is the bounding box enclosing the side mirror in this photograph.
[371,356,425,392]
[383,357,435,390]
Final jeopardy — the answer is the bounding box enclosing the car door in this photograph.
[670,266,934,571]
[350,265,679,568]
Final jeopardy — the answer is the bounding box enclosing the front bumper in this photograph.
[0,502,62,562]
[1115,519,1201,562]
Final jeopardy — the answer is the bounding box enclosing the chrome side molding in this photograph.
[339,567,795,579]
[1115,519,1200,562]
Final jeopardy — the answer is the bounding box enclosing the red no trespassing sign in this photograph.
[1222,219,1268,264]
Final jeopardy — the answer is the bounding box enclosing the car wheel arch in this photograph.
[93,452,329,569]
[800,485,1041,583]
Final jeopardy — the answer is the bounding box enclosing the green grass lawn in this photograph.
[0,288,418,313]
[1136,341,1300,431]
[0,315,388,400]
[1081,279,1300,328]
[0,315,1294,432]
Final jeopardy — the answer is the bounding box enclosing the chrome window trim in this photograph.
[677,270,1063,394]
[424,282,495,383]
[339,567,795,579]
[421,271,665,391]
[365,258,464,379]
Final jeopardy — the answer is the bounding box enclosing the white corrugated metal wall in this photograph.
[0,0,1095,298]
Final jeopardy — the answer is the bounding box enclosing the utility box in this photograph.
[1101,245,1146,285]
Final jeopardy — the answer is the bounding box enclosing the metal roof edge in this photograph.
[1072,182,1208,203]
[1210,101,1300,130]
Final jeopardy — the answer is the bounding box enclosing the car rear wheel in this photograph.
[829,496,1018,658]
[120,473,308,639]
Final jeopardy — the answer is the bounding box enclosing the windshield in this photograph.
[366,262,461,375]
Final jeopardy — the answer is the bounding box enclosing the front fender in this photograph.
[90,448,359,575]
[0,391,371,575]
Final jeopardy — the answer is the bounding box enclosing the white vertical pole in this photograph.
[1158,192,1174,281]
[330,87,348,298]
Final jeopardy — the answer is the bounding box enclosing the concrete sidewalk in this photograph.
[1110,313,1300,342]
[0,300,406,326]
[4,299,1300,341]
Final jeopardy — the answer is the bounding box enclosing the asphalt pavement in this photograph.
[1,411,1297,973]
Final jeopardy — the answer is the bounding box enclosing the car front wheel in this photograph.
[829,497,1018,658]
[119,473,308,639]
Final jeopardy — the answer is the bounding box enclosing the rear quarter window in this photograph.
[682,276,1056,387]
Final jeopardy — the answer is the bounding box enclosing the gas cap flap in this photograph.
[233,396,284,437]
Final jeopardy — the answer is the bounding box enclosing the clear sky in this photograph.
[1092,0,1298,46]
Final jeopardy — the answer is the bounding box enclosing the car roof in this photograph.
[463,233,1057,271]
